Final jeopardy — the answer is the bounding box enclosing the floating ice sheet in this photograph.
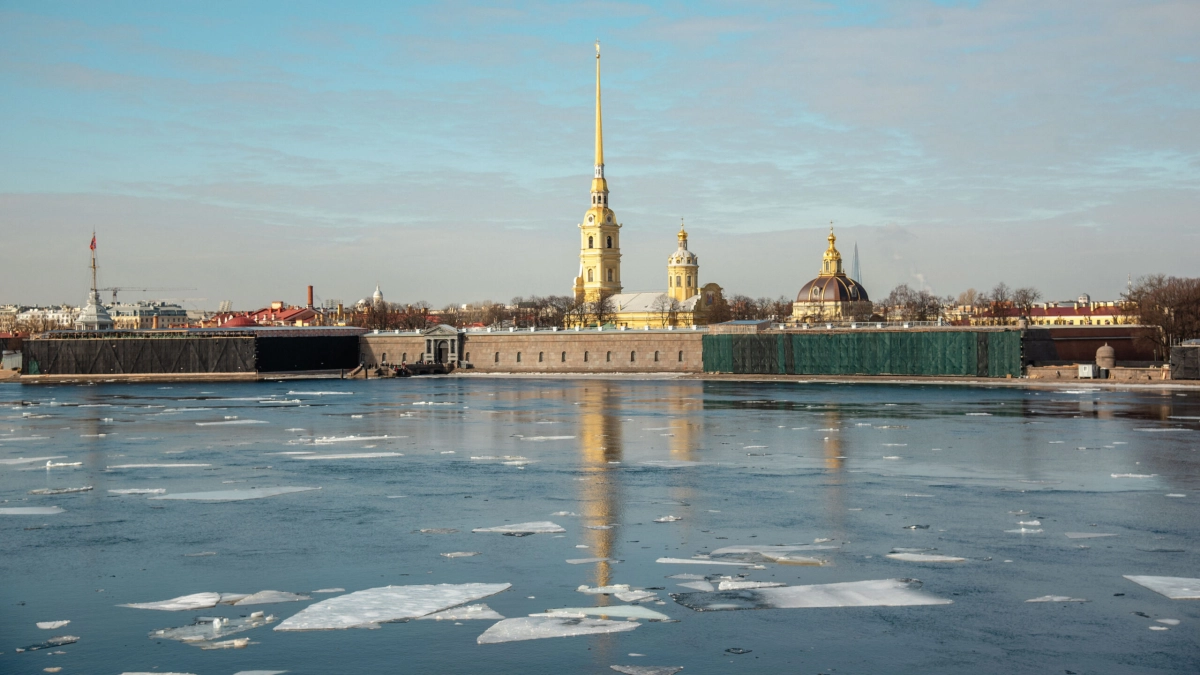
[672,579,953,611]
[1026,595,1088,603]
[150,487,319,502]
[718,581,786,590]
[109,488,166,495]
[0,456,66,465]
[275,583,512,630]
[521,436,575,441]
[200,637,251,649]
[417,603,504,621]
[653,515,682,523]
[442,552,480,558]
[121,592,224,611]
[710,544,837,565]
[196,420,268,426]
[313,588,344,594]
[638,460,707,468]
[1112,473,1157,478]
[578,584,631,595]
[107,463,211,469]
[656,558,755,567]
[1064,532,1117,539]
[16,635,78,652]
[29,486,92,495]
[1124,575,1200,600]
[234,590,311,605]
[678,581,715,592]
[0,506,64,515]
[614,590,657,603]
[886,553,967,563]
[477,616,639,644]
[473,521,565,534]
[151,613,275,643]
[37,620,70,629]
[667,574,706,580]
[295,453,403,460]
[567,557,620,565]
[314,435,396,444]
[611,666,683,675]
[234,671,287,675]
[545,605,670,621]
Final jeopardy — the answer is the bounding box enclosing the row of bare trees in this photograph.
[1122,275,1200,352]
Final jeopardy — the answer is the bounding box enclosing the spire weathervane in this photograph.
[594,40,604,177]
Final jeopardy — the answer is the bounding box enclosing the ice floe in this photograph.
[672,578,952,611]
[442,551,481,558]
[472,521,565,534]
[611,666,683,675]
[1026,595,1088,602]
[577,584,632,595]
[120,592,225,611]
[313,588,344,594]
[1111,473,1157,478]
[477,616,639,644]
[151,613,276,643]
[544,605,670,621]
[28,486,92,495]
[201,637,252,649]
[37,620,70,629]
[149,487,319,502]
[313,435,397,444]
[653,515,682,523]
[417,603,505,620]
[109,488,166,495]
[677,581,715,592]
[106,463,211,469]
[275,583,512,630]
[1064,532,1117,539]
[710,544,836,565]
[614,589,657,603]
[886,553,967,563]
[288,391,352,395]
[294,452,403,460]
[656,558,758,567]
[0,456,66,465]
[638,460,707,468]
[234,590,311,605]
[16,635,79,652]
[1123,575,1200,599]
[718,580,786,590]
[0,506,65,515]
[567,557,620,565]
[520,436,576,441]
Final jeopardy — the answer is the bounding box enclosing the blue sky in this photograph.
[2,1,1197,309]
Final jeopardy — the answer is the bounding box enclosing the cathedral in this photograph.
[791,227,870,322]
[571,44,722,328]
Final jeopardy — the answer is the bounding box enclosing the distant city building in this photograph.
[951,299,1133,326]
[109,301,188,330]
[791,227,870,322]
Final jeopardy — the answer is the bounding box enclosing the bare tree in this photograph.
[650,295,681,328]
[882,284,942,321]
[845,300,876,322]
[1011,287,1042,318]
[704,291,731,324]
[590,290,617,327]
[1123,275,1200,358]
[439,304,461,327]
[956,288,979,308]
[728,295,758,321]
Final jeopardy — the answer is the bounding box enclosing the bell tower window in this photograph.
[607,269,613,282]
[606,236,612,248]
[587,269,594,282]
[686,275,691,288]
[675,275,681,287]
[588,236,594,249]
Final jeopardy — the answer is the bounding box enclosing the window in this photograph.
[402,352,407,362]
[584,351,589,362]
[654,351,659,362]
[587,269,594,282]
[686,275,691,287]
[606,351,611,362]
[538,352,544,362]
[668,276,673,287]
[678,350,683,362]
[382,353,387,363]
[607,269,613,282]
[561,351,566,362]
[588,236,594,248]
[494,352,499,363]
[606,236,612,248]
[516,352,522,363]
[676,275,681,287]
[630,351,636,362]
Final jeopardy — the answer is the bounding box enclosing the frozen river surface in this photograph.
[1,378,1198,674]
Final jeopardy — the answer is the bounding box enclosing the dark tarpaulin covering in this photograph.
[702,330,1023,377]
[24,336,255,375]
[1171,346,1200,380]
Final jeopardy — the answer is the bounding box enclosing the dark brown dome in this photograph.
[796,275,869,304]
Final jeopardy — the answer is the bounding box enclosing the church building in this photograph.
[570,44,721,328]
[791,227,870,322]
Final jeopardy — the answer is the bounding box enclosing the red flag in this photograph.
[89,234,96,250]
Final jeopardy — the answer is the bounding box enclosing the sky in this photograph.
[1,0,1197,310]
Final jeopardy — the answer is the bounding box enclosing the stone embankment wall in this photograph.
[359,331,705,373]
[1026,365,1172,382]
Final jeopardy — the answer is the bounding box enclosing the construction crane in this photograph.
[98,287,196,304]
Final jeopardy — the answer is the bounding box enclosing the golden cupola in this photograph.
[667,220,699,302]
[820,226,844,276]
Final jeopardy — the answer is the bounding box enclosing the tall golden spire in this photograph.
[595,40,603,171]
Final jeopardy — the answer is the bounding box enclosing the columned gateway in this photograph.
[573,42,622,303]
[422,324,463,365]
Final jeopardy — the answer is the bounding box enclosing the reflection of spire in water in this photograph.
[576,381,623,590]
[822,408,846,534]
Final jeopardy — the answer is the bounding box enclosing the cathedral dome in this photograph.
[796,275,869,303]
[668,222,697,265]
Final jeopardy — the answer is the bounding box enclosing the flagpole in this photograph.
[90,231,97,295]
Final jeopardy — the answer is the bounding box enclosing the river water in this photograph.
[1,378,1198,674]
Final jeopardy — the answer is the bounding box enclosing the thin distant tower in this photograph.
[852,242,861,285]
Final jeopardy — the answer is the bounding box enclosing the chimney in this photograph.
[152,315,159,329]
[307,285,314,308]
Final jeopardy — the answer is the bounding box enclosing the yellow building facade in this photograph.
[568,45,721,328]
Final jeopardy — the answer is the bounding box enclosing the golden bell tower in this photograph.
[573,41,622,303]
[820,223,844,276]
[667,219,699,302]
